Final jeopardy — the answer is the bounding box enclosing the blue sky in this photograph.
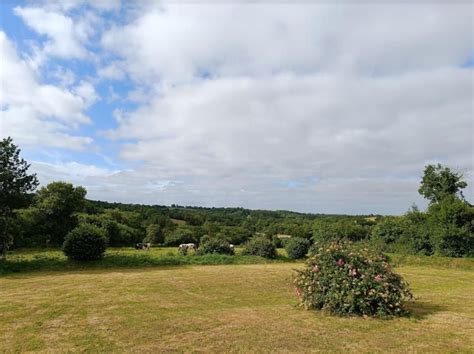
[0,1,472,214]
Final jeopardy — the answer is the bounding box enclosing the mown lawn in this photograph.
[1,253,473,352]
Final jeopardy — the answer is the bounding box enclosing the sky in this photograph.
[0,0,472,215]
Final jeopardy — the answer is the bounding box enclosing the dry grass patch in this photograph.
[0,263,473,352]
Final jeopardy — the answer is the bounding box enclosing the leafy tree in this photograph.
[313,219,370,243]
[143,224,164,244]
[370,217,406,245]
[34,182,87,245]
[0,137,38,257]
[427,196,474,257]
[418,164,468,204]
[164,225,198,246]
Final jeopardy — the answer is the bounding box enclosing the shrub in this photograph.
[271,235,284,248]
[427,196,474,257]
[242,237,277,259]
[313,220,370,243]
[164,226,198,246]
[177,246,189,256]
[143,224,164,245]
[285,237,310,259]
[294,242,413,318]
[62,224,108,261]
[198,238,235,255]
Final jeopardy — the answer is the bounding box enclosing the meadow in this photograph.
[1,249,473,352]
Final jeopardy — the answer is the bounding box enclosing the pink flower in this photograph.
[374,274,383,282]
[336,258,345,267]
[312,264,319,273]
[294,287,303,297]
[349,268,358,277]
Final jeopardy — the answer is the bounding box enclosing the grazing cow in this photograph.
[135,243,151,250]
[178,243,196,251]
[178,243,196,255]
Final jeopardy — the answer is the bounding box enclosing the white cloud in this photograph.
[0,31,94,150]
[102,67,472,213]
[3,2,472,213]
[94,2,473,213]
[74,81,99,106]
[14,6,90,59]
[102,3,472,84]
[110,69,472,178]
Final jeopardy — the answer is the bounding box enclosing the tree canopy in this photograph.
[0,137,38,214]
[0,137,38,257]
[418,164,468,204]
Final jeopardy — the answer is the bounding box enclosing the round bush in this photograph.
[294,242,413,318]
[62,224,108,261]
[197,238,234,255]
[285,237,310,259]
[242,237,277,259]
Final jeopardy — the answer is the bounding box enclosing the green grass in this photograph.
[0,247,294,275]
[388,253,474,271]
[0,255,473,352]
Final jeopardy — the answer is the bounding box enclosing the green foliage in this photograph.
[164,226,198,246]
[271,235,284,248]
[218,226,252,245]
[427,196,474,257]
[371,198,473,257]
[144,224,164,245]
[242,237,277,259]
[370,217,406,245]
[0,216,13,258]
[111,223,140,246]
[197,237,235,255]
[77,213,141,247]
[285,237,310,259]
[34,182,87,245]
[419,164,468,204]
[0,137,39,213]
[294,242,413,318]
[62,224,108,261]
[313,219,370,243]
[0,137,38,257]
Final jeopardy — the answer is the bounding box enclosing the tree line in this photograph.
[1,137,472,258]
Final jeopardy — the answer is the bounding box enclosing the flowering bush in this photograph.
[294,242,413,318]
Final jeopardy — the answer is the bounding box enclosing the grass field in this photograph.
[0,247,291,275]
[1,250,473,352]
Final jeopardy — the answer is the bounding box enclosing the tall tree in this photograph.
[0,137,39,257]
[418,164,468,204]
[34,182,87,245]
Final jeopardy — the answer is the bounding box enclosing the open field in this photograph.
[1,254,473,352]
[0,248,291,275]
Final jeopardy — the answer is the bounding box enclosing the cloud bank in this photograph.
[1,2,472,214]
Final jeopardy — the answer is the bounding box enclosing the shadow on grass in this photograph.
[406,300,447,320]
[0,252,295,276]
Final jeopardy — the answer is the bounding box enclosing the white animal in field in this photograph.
[230,244,234,249]
[178,243,196,251]
[135,242,151,250]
